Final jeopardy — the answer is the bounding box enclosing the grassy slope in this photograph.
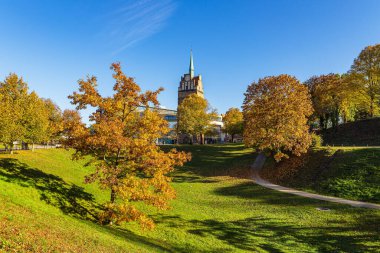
[321,117,380,146]
[261,147,380,204]
[0,145,379,252]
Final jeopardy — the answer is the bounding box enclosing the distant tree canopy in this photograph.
[303,44,380,131]
[0,73,62,153]
[223,107,243,142]
[305,74,347,129]
[349,44,380,118]
[24,91,50,150]
[243,75,313,162]
[44,98,63,142]
[66,62,190,228]
[177,94,218,144]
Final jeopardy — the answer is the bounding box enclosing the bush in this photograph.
[311,133,323,148]
[320,178,380,202]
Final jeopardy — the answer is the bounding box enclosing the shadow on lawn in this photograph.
[0,158,187,252]
[153,213,380,253]
[214,181,328,206]
[1,153,379,252]
[169,144,256,183]
[0,158,100,221]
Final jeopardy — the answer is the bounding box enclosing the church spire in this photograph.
[189,50,194,78]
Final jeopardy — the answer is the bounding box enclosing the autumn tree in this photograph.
[243,75,313,162]
[44,98,63,142]
[222,107,243,142]
[349,44,380,117]
[305,74,345,129]
[0,73,29,153]
[24,92,50,151]
[339,73,370,122]
[67,63,190,228]
[177,94,217,144]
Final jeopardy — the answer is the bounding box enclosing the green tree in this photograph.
[177,94,217,144]
[223,107,243,142]
[243,75,313,161]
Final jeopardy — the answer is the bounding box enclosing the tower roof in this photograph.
[189,50,194,78]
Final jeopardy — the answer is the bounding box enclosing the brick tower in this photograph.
[177,51,204,105]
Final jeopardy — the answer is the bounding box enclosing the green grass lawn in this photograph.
[1,144,379,252]
[261,147,380,204]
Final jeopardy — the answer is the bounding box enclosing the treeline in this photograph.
[0,73,69,153]
[239,43,380,161]
[306,44,380,130]
[223,44,380,146]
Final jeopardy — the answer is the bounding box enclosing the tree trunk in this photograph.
[319,116,324,130]
[32,143,35,152]
[200,134,204,145]
[111,148,122,204]
[324,114,329,130]
[110,188,116,203]
[231,134,234,143]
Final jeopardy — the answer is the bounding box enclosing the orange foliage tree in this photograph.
[243,75,313,161]
[67,63,190,228]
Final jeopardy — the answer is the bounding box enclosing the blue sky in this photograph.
[1,0,380,118]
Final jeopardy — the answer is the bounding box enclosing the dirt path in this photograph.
[251,153,380,209]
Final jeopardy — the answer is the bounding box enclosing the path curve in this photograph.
[251,153,380,210]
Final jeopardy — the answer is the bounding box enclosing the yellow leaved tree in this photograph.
[177,94,217,144]
[349,44,380,118]
[243,75,313,162]
[222,107,243,142]
[0,74,29,153]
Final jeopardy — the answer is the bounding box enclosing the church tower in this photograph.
[178,51,204,105]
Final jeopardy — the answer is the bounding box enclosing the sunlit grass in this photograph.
[0,144,379,252]
[262,147,380,204]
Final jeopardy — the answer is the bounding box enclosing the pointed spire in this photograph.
[189,50,194,78]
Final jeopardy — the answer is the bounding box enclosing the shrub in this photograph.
[311,133,323,148]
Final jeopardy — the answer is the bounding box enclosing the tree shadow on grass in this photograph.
[104,220,235,253]
[214,180,380,213]
[152,213,380,253]
[214,181,329,207]
[168,144,256,183]
[99,225,179,253]
[0,158,100,221]
[171,173,220,184]
[0,158,196,252]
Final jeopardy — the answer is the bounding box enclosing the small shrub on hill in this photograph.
[321,178,380,202]
[311,133,323,148]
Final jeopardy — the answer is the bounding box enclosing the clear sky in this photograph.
[1,0,380,118]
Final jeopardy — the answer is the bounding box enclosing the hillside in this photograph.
[1,145,380,252]
[322,118,380,146]
[261,147,380,203]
